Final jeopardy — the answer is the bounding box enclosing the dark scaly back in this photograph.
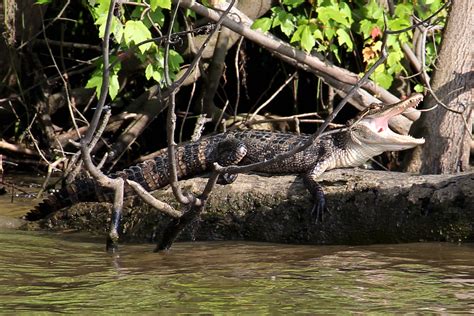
[25,134,224,221]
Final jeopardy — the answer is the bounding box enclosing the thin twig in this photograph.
[164,0,237,205]
[40,7,81,139]
[233,36,244,119]
[17,0,71,50]
[249,71,297,122]
[126,179,181,218]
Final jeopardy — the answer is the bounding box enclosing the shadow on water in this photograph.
[0,229,473,314]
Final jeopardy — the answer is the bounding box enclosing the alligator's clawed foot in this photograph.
[217,173,238,185]
[310,199,326,224]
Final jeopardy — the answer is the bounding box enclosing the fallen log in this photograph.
[25,169,474,245]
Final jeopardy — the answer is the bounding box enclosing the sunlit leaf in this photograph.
[336,29,353,51]
[272,9,295,37]
[301,25,315,52]
[394,3,413,18]
[317,7,351,28]
[150,0,171,10]
[168,50,184,72]
[124,20,152,53]
[414,84,425,93]
[282,0,305,8]
[252,17,272,33]
[371,67,393,89]
[290,25,304,43]
[109,73,119,100]
[85,71,103,97]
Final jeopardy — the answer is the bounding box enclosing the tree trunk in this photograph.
[0,0,45,93]
[405,0,473,174]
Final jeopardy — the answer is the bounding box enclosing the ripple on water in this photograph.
[0,230,473,313]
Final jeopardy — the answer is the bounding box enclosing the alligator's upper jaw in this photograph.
[358,94,425,151]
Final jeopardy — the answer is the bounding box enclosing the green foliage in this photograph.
[252,17,273,33]
[86,0,184,100]
[86,58,122,100]
[253,0,446,90]
[150,0,171,10]
[123,20,153,53]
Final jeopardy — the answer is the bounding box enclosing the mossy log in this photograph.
[30,170,473,245]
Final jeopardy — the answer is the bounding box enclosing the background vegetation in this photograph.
[0,0,470,176]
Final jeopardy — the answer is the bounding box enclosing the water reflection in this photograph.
[0,229,473,313]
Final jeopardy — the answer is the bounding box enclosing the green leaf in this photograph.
[371,67,393,89]
[398,31,411,44]
[85,70,119,100]
[35,0,52,4]
[365,0,384,20]
[252,17,272,33]
[324,26,335,41]
[280,19,295,37]
[330,43,341,63]
[124,20,152,53]
[85,71,103,97]
[414,84,425,93]
[97,15,123,43]
[301,25,315,52]
[339,2,354,24]
[92,0,112,17]
[168,50,184,72]
[290,24,304,43]
[313,29,324,41]
[85,58,121,100]
[317,7,351,28]
[272,8,295,37]
[388,17,411,32]
[282,0,305,9]
[145,64,154,80]
[336,28,353,51]
[109,73,119,100]
[386,34,398,48]
[394,3,413,18]
[150,0,171,10]
[359,19,375,38]
[149,9,165,27]
[372,40,382,52]
[131,6,165,28]
[387,50,403,68]
[145,64,162,82]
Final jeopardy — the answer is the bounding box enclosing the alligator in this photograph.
[25,93,424,221]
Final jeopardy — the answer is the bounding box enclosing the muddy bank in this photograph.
[22,169,474,245]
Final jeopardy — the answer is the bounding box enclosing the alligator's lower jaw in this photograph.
[377,129,425,151]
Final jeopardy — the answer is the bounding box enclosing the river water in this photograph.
[0,175,473,313]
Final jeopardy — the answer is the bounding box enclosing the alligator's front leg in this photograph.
[157,138,248,252]
[303,163,329,223]
[214,138,248,184]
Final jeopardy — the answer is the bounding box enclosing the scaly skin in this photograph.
[25,94,424,221]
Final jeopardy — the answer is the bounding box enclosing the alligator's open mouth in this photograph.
[359,94,425,148]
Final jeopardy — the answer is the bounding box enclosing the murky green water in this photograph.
[0,229,473,314]
[1,174,473,313]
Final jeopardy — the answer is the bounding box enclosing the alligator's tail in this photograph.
[24,137,220,221]
[23,177,110,221]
